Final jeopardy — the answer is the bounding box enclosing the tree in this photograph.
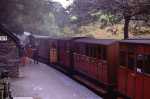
[68,0,100,26]
[0,0,60,36]
[47,1,70,28]
[104,0,150,39]
[68,0,150,39]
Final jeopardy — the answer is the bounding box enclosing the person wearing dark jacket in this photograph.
[33,47,39,64]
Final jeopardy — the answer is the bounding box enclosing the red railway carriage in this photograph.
[118,39,150,99]
[57,38,72,70]
[57,37,86,72]
[73,38,119,87]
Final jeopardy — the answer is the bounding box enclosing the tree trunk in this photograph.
[124,17,130,39]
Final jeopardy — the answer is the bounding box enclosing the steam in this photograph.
[24,32,31,36]
[52,0,74,9]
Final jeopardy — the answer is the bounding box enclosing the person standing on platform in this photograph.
[26,44,33,64]
[20,45,27,66]
[33,45,39,64]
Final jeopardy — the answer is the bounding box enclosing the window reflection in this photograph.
[120,51,126,67]
[128,53,135,70]
[136,54,144,73]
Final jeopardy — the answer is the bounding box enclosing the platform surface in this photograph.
[10,60,102,99]
[14,97,33,99]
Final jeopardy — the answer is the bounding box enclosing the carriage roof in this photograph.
[75,38,117,45]
[120,39,150,45]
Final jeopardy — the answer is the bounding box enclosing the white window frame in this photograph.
[0,36,7,41]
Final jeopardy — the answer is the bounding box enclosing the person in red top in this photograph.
[20,45,26,66]
[26,44,33,64]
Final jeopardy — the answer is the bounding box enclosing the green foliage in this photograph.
[130,22,150,36]
[68,0,150,39]
[60,26,75,37]
[0,0,60,36]
[70,16,78,22]
[91,12,121,29]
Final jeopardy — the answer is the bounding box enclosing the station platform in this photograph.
[10,61,102,99]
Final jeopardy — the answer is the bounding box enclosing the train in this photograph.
[30,35,150,99]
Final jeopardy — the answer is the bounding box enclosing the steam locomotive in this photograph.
[31,36,150,99]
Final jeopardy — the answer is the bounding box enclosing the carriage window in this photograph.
[86,45,89,56]
[128,45,134,53]
[0,36,7,41]
[52,43,56,48]
[136,54,144,73]
[93,46,97,58]
[144,55,150,74]
[90,47,93,57]
[128,53,135,70]
[127,46,135,70]
[95,46,99,58]
[91,47,94,57]
[102,47,106,60]
[76,44,81,54]
[98,46,102,59]
[88,46,91,56]
[120,51,126,67]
